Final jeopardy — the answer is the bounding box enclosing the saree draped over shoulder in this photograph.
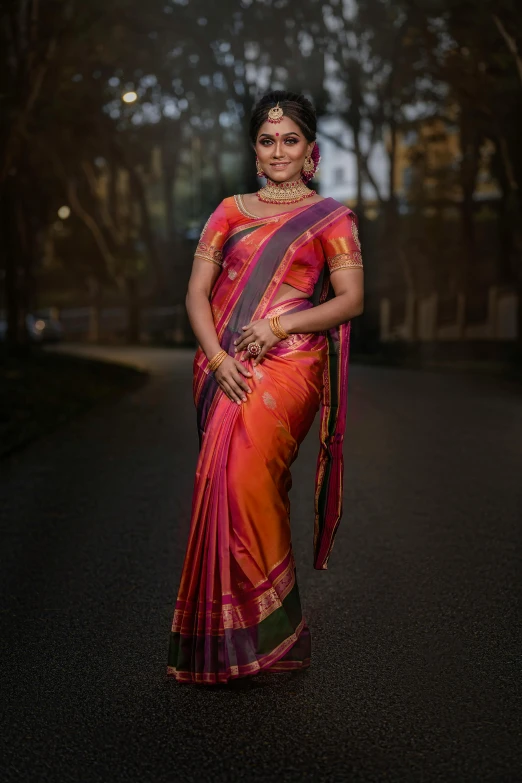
[167,195,363,684]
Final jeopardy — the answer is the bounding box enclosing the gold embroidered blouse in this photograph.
[194,196,364,295]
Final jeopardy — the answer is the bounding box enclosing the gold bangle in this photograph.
[269,315,290,340]
[208,349,227,373]
[269,316,287,340]
[277,315,290,339]
[209,350,227,372]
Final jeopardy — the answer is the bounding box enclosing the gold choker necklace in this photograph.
[257,178,315,205]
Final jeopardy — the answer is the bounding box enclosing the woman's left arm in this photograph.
[282,210,364,333]
[281,266,363,334]
[234,268,363,364]
[234,211,364,363]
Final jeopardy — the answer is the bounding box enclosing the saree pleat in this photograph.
[168,299,325,683]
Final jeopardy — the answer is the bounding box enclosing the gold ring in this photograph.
[247,341,261,357]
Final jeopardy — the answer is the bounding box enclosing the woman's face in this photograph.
[255,115,314,183]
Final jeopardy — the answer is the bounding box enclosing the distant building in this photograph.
[392,116,501,210]
[317,114,516,344]
[318,113,501,209]
[317,115,388,208]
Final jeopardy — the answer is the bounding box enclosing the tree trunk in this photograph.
[163,165,176,246]
[382,116,400,294]
[387,117,398,222]
[125,277,140,344]
[460,194,476,294]
[1,179,27,351]
[238,96,259,193]
[129,166,164,293]
[345,63,364,214]
[87,276,102,343]
[496,191,514,285]
[17,198,36,316]
[159,123,181,244]
[458,113,480,307]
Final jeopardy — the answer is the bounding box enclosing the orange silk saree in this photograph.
[167,196,362,684]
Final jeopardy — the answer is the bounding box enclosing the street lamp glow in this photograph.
[122,91,138,103]
[57,205,71,219]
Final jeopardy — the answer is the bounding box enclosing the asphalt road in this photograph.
[1,345,521,783]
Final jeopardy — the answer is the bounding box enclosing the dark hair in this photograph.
[249,90,317,145]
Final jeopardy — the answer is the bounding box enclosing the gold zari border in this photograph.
[328,251,363,271]
[195,241,223,266]
[166,617,306,684]
[172,552,296,632]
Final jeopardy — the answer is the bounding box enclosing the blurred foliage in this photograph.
[1,0,522,346]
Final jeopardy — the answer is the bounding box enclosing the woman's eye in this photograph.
[285,138,298,144]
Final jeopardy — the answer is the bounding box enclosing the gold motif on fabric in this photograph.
[267,301,298,318]
[173,551,297,632]
[221,571,296,628]
[255,548,294,587]
[195,241,223,266]
[262,391,277,410]
[351,219,361,250]
[228,269,237,280]
[328,252,363,271]
[253,367,264,381]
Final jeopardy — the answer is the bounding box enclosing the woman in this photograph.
[167,91,364,685]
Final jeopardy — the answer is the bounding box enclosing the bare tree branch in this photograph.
[493,14,522,87]
[0,35,57,182]
[318,129,386,203]
[81,160,126,246]
[0,0,77,184]
[66,178,117,272]
[318,129,356,156]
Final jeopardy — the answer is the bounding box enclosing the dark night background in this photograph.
[1,2,521,782]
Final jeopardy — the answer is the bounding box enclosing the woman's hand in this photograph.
[233,319,281,365]
[214,356,253,404]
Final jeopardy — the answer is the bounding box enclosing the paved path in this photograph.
[1,346,521,782]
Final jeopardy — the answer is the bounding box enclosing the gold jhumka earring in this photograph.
[302,155,315,175]
[256,157,264,177]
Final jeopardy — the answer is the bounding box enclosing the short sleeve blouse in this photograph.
[320,211,363,273]
[194,200,229,267]
[194,199,363,285]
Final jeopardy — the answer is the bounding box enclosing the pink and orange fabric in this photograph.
[168,195,363,684]
[194,194,363,294]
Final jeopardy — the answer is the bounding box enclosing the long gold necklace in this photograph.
[257,178,315,205]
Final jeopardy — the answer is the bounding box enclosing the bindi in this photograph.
[276,133,279,136]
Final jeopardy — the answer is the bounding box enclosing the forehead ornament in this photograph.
[267,102,284,124]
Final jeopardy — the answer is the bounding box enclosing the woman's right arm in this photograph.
[186,259,252,405]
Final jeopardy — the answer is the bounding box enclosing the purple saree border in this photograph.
[193,197,355,571]
[197,198,344,434]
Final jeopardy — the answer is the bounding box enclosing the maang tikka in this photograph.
[267,102,284,123]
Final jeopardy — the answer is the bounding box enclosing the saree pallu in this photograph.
[167,198,354,684]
